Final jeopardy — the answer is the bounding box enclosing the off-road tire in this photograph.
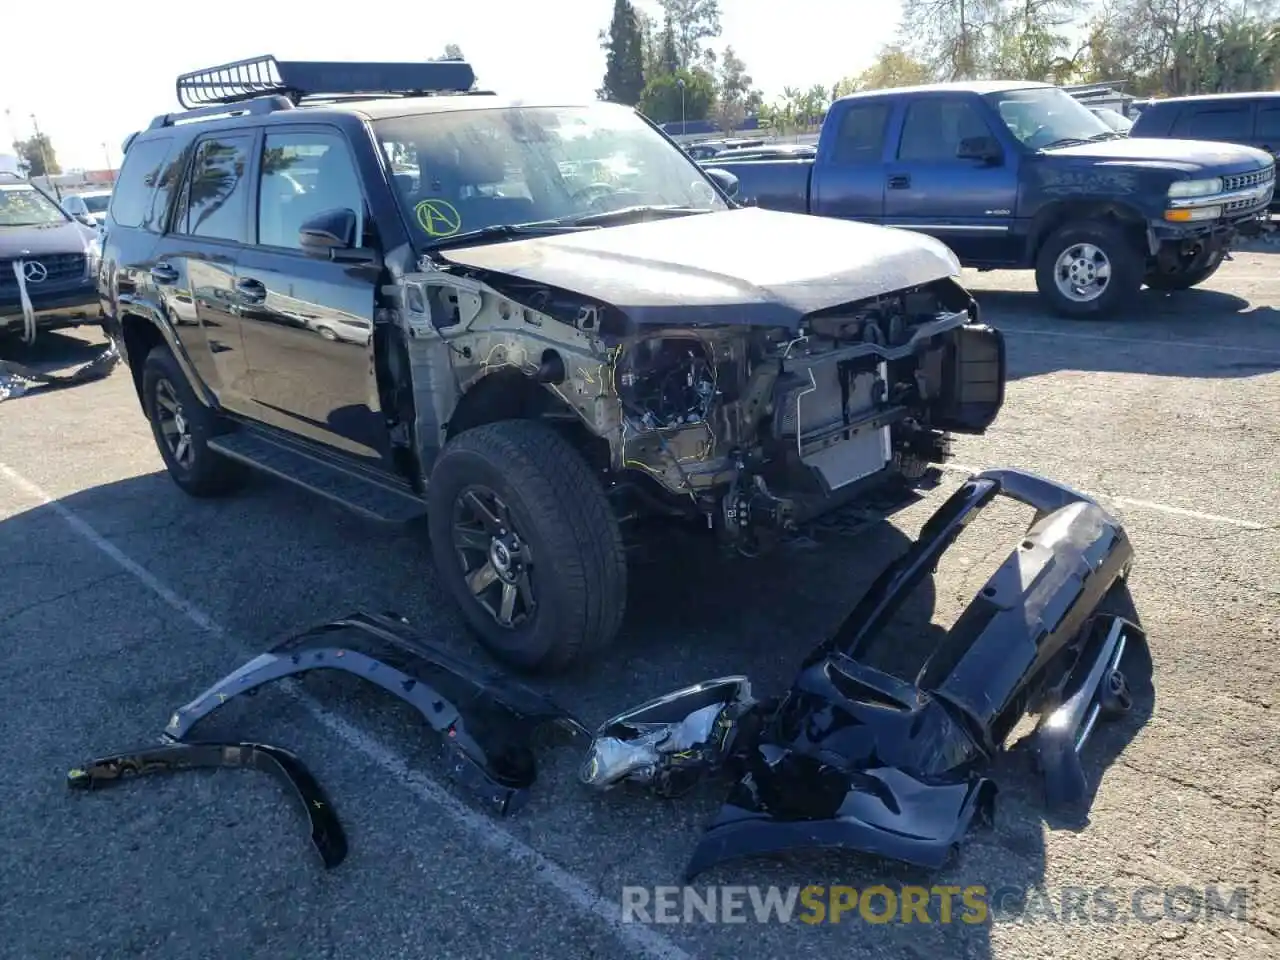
[426,419,627,674]
[141,345,247,497]
[1035,221,1143,319]
[1144,251,1225,291]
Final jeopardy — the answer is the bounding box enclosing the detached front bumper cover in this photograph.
[580,468,1145,880]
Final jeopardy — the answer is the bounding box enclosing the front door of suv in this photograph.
[235,125,386,463]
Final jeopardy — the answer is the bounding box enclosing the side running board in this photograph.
[208,428,427,523]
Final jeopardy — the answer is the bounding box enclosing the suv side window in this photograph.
[831,103,891,164]
[897,98,991,162]
[110,137,175,231]
[173,135,253,243]
[256,130,366,250]
[1254,104,1280,145]
[1172,104,1253,141]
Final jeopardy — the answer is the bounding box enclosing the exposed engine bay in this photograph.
[66,469,1146,880]
[391,257,1005,554]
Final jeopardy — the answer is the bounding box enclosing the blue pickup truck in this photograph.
[708,81,1276,317]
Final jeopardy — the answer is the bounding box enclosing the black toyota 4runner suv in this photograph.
[101,57,1005,673]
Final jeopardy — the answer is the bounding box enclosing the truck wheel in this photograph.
[141,345,247,497]
[426,419,627,674]
[1035,222,1143,319]
[1144,251,1224,291]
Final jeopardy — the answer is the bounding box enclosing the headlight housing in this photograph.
[1168,177,1223,199]
[84,237,102,281]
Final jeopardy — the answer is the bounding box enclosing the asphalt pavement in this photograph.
[0,253,1277,960]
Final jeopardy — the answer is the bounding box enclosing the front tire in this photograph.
[141,345,246,497]
[426,419,627,674]
[1035,221,1143,319]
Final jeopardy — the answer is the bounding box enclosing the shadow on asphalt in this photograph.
[976,286,1280,381]
[0,327,110,375]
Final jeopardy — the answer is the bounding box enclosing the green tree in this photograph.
[660,16,681,73]
[658,0,722,69]
[598,0,647,104]
[639,67,715,124]
[12,134,59,177]
[834,45,934,95]
[711,45,756,132]
[899,0,1001,79]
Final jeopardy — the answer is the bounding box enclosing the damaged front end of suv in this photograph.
[393,207,1004,557]
[356,100,1007,671]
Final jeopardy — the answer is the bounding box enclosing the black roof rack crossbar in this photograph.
[147,95,295,131]
[175,55,477,109]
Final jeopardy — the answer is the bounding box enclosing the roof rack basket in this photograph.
[175,55,478,109]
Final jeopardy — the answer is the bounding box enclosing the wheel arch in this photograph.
[1026,200,1150,263]
[119,308,214,411]
[445,369,612,474]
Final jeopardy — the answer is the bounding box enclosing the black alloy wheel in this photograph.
[451,484,536,629]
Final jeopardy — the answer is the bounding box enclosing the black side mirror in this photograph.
[704,167,740,199]
[957,136,1003,164]
[299,208,357,253]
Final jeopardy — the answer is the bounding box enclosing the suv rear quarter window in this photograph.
[110,136,176,231]
[1171,104,1253,142]
[1253,104,1280,147]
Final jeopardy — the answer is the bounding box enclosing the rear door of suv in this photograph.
[233,121,387,464]
[148,129,259,412]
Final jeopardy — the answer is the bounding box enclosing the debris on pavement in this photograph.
[162,611,590,816]
[68,612,589,870]
[581,468,1147,880]
[0,341,120,401]
[67,740,347,868]
[66,470,1147,878]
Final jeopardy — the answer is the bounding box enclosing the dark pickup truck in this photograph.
[709,81,1276,317]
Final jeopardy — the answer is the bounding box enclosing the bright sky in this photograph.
[0,0,902,172]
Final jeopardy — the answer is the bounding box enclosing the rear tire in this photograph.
[1035,221,1143,319]
[426,419,627,674]
[141,345,247,497]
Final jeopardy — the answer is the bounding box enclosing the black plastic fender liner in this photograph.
[163,611,589,816]
[0,343,121,401]
[66,741,347,868]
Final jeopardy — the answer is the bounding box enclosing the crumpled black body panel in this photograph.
[0,342,120,401]
[67,741,347,868]
[685,468,1138,880]
[164,611,589,815]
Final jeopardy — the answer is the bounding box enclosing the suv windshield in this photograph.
[0,182,69,226]
[374,103,728,246]
[985,87,1116,149]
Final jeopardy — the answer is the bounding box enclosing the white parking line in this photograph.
[997,325,1280,357]
[942,462,1272,531]
[0,461,693,960]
